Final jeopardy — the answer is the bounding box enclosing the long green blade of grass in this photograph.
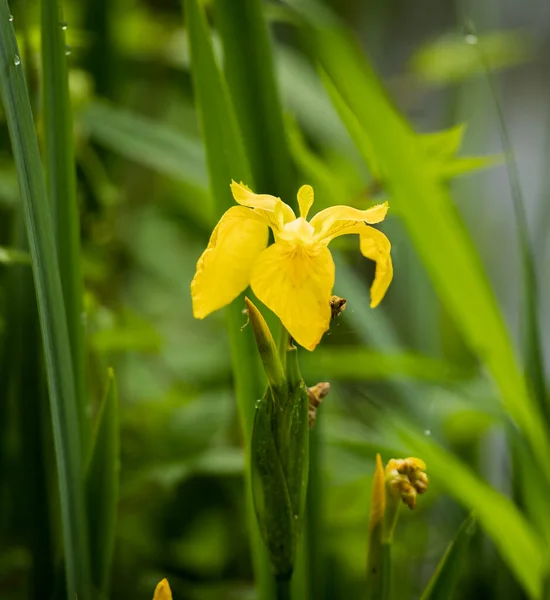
[212,0,295,204]
[86,369,119,596]
[79,101,208,189]
[420,514,476,600]
[184,1,274,597]
[0,3,90,598]
[288,3,550,469]
[476,45,547,416]
[401,428,546,598]
[41,0,87,451]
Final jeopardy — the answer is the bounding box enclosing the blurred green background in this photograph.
[1,0,549,598]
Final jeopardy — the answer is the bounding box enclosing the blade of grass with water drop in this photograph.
[476,43,547,418]
[420,514,476,600]
[41,0,88,450]
[287,2,550,470]
[401,428,546,598]
[86,369,119,596]
[0,2,90,598]
[184,1,274,597]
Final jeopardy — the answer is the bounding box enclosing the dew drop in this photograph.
[9,14,14,22]
[465,34,478,45]
[14,54,20,66]
[424,429,431,436]
[65,46,71,56]
[60,21,67,30]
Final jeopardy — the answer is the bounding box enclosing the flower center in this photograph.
[278,217,316,245]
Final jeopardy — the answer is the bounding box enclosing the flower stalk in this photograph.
[367,455,429,600]
[247,298,310,585]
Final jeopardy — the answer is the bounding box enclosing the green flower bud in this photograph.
[248,310,310,580]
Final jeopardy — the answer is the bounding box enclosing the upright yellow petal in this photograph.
[369,454,386,534]
[250,241,335,350]
[191,206,268,318]
[230,180,295,231]
[310,202,389,243]
[360,227,393,308]
[153,578,172,600]
[297,184,314,219]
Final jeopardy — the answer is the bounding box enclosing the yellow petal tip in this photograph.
[153,578,172,600]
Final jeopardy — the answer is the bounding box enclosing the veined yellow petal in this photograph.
[230,180,295,231]
[191,206,268,318]
[153,579,172,600]
[297,184,314,219]
[310,202,389,242]
[250,241,335,351]
[360,227,393,308]
[316,220,392,308]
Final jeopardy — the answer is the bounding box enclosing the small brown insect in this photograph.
[330,295,347,320]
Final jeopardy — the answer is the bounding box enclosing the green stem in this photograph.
[381,542,392,600]
[41,0,88,453]
[227,303,275,600]
[276,577,292,600]
[0,2,90,598]
[475,41,547,417]
[305,412,323,599]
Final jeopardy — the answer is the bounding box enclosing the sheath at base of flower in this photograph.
[245,297,310,580]
[191,181,393,350]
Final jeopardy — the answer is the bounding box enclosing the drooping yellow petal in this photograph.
[297,184,314,219]
[153,578,172,600]
[250,242,335,351]
[310,201,389,243]
[191,206,268,318]
[360,227,393,308]
[230,180,295,232]
[314,219,392,308]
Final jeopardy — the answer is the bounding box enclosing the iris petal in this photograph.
[310,202,389,242]
[191,206,268,318]
[230,180,296,232]
[250,241,335,351]
[297,184,314,219]
[153,579,172,600]
[359,227,393,308]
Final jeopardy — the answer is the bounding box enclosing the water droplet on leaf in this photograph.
[65,46,71,56]
[8,14,14,22]
[14,55,20,66]
[60,21,67,30]
[465,34,478,45]
[424,429,431,436]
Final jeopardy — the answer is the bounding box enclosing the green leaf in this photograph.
[0,2,90,597]
[294,3,550,474]
[321,71,382,180]
[0,246,31,265]
[184,0,274,595]
[41,0,88,450]
[86,369,119,596]
[437,155,503,179]
[212,0,296,204]
[420,514,477,600]
[300,348,472,383]
[410,31,531,85]
[401,429,547,599]
[79,101,208,189]
[419,124,466,157]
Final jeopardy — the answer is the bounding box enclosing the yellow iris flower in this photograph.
[191,182,393,350]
